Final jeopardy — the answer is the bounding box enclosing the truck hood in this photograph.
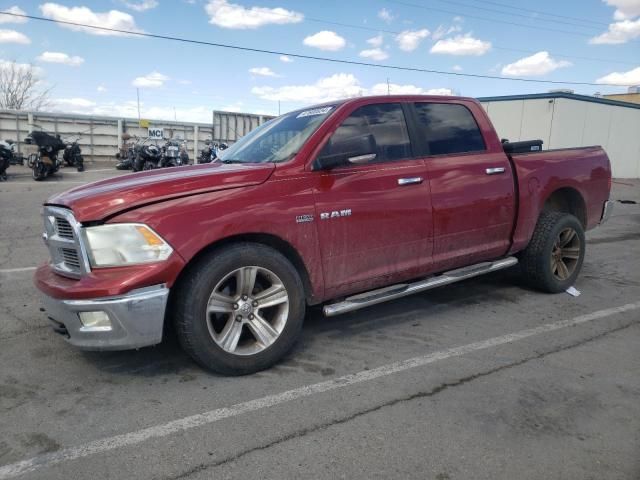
[47,163,275,222]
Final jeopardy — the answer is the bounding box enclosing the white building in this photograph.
[479,92,640,179]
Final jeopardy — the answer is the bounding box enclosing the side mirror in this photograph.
[315,133,377,170]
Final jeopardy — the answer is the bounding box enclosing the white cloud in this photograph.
[303,30,346,51]
[48,99,215,123]
[430,34,491,56]
[501,51,571,76]
[251,73,453,104]
[452,65,463,72]
[36,51,84,66]
[370,83,453,96]
[367,34,384,47]
[252,73,362,103]
[97,85,107,92]
[120,0,159,12]
[589,17,640,44]
[596,66,640,85]
[0,6,27,24]
[603,0,640,20]
[0,59,43,76]
[39,3,143,36]
[249,66,278,77]
[205,0,303,29]
[432,24,462,41]
[395,29,429,51]
[177,79,192,85]
[132,71,169,88]
[53,97,97,108]
[378,8,395,23]
[279,55,293,62]
[359,48,388,61]
[0,29,29,44]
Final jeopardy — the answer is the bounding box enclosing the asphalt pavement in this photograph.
[0,164,638,480]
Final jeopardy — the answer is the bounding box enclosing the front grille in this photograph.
[55,217,74,239]
[61,248,81,269]
[43,206,88,278]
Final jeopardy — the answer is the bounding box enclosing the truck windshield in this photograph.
[218,105,335,164]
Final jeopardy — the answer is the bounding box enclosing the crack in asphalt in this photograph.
[163,320,638,480]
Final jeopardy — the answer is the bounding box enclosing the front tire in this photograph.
[173,243,306,375]
[520,211,586,293]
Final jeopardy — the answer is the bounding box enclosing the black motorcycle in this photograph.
[133,142,163,171]
[199,140,228,164]
[0,141,11,181]
[162,138,189,167]
[115,133,138,170]
[25,131,65,181]
[63,138,85,172]
[3,139,24,166]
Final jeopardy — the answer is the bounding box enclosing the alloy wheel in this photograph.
[205,266,289,355]
[550,227,581,281]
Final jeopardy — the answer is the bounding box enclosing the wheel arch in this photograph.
[171,233,317,306]
[541,187,587,228]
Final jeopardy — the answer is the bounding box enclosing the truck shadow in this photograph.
[79,267,528,378]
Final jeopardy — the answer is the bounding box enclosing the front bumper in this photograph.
[41,284,169,350]
[600,200,614,225]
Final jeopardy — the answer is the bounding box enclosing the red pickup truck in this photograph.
[35,95,612,375]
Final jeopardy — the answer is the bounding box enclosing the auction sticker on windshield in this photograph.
[296,106,333,118]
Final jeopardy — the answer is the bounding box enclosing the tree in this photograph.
[0,61,51,111]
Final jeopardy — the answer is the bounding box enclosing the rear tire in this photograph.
[32,162,46,181]
[173,243,306,375]
[519,211,585,293]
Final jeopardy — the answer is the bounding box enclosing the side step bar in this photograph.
[323,256,518,317]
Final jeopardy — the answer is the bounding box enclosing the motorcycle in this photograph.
[62,137,84,172]
[115,133,138,170]
[25,131,65,181]
[3,139,24,166]
[199,140,228,164]
[133,140,163,172]
[162,138,190,167]
[0,141,11,181]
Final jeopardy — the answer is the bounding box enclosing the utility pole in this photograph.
[136,88,141,124]
[278,100,281,116]
[387,78,391,95]
[173,107,177,122]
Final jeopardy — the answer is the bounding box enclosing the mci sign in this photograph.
[148,127,164,140]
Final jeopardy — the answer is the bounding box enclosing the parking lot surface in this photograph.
[1,165,639,480]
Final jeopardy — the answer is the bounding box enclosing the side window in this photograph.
[322,103,412,163]
[414,103,486,156]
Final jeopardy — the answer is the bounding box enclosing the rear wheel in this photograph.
[32,162,47,181]
[173,243,305,375]
[519,211,585,293]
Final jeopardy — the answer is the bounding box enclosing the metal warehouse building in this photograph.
[478,92,640,178]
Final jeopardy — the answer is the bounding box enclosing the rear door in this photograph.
[311,102,433,295]
[410,101,515,271]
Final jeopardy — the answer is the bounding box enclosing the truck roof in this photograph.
[289,95,477,115]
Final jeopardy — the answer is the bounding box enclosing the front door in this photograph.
[311,102,433,296]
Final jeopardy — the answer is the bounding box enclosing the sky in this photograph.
[0,0,639,122]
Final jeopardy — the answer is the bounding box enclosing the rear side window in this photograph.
[323,103,412,163]
[414,103,486,155]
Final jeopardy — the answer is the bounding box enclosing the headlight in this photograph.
[82,224,173,268]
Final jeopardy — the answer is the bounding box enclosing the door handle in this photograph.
[485,167,506,175]
[397,177,423,186]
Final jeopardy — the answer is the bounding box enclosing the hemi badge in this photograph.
[296,214,314,224]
